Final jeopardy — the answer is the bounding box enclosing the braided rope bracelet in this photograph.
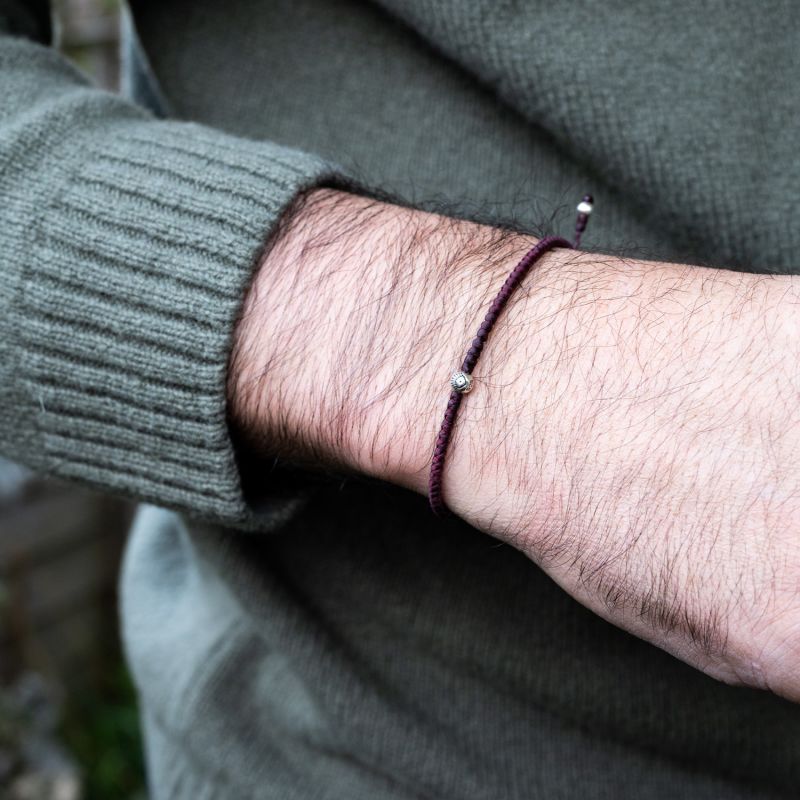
[428,196,594,515]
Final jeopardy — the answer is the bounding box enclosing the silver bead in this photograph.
[577,200,593,215]
[450,371,473,394]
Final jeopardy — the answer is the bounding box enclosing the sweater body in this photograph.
[1,0,798,796]
[119,1,800,798]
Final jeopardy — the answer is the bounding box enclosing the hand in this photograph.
[437,250,800,702]
[229,189,800,701]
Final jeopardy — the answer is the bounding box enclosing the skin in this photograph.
[229,188,800,703]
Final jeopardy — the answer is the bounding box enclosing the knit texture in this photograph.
[0,33,337,526]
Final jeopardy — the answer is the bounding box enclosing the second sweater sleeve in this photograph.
[0,32,343,530]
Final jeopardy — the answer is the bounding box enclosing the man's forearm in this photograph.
[229,189,800,701]
[229,188,536,485]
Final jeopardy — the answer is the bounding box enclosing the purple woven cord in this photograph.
[428,195,594,516]
[427,235,574,516]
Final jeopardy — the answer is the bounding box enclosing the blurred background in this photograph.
[0,1,146,798]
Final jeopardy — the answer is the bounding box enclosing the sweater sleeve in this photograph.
[0,6,342,529]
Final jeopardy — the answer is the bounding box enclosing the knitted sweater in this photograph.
[1,1,798,797]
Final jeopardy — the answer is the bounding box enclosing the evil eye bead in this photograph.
[450,371,473,394]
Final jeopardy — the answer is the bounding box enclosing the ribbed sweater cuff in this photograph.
[18,121,339,527]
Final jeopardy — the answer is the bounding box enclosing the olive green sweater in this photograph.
[1,1,798,798]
